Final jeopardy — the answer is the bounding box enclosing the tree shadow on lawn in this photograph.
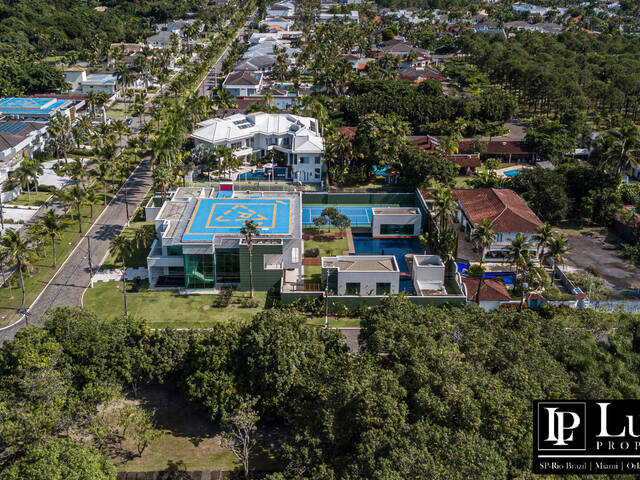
[134,384,221,447]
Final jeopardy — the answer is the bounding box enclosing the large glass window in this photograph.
[345,282,360,295]
[167,246,182,256]
[376,282,391,295]
[184,254,215,289]
[215,249,240,283]
[380,224,414,235]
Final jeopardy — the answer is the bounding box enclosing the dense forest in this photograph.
[0,0,208,94]
[1,301,639,478]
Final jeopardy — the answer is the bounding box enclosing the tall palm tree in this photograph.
[599,122,640,175]
[40,209,65,268]
[153,161,174,201]
[94,160,112,205]
[241,220,260,299]
[431,184,458,231]
[13,162,36,202]
[467,263,486,304]
[534,223,554,260]
[109,234,133,316]
[134,224,156,252]
[85,188,100,219]
[542,233,571,271]
[471,218,496,263]
[58,185,88,232]
[0,229,36,314]
[48,113,72,164]
[507,233,532,277]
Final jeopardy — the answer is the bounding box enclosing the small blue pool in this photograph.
[503,169,521,177]
[352,234,422,274]
[457,262,515,285]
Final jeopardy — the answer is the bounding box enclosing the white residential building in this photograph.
[322,255,400,296]
[191,113,325,183]
[222,71,265,97]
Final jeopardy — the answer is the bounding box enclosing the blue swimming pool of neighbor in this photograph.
[456,262,516,285]
[503,169,521,177]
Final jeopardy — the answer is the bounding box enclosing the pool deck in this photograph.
[496,165,533,178]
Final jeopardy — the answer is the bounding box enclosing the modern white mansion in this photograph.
[191,113,325,183]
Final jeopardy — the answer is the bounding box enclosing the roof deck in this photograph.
[322,255,399,272]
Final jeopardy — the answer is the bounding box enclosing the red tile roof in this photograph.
[419,188,543,233]
[462,277,511,302]
[457,140,533,155]
[448,154,481,168]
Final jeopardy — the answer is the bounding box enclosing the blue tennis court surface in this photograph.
[302,206,374,227]
[183,198,292,240]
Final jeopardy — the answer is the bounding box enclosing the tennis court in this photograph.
[302,206,376,227]
[182,198,292,241]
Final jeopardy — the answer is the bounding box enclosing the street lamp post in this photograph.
[86,235,94,288]
[123,183,130,227]
[324,283,329,329]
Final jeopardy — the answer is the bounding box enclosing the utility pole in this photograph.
[324,282,329,329]
[123,183,130,227]
[520,281,528,311]
[86,235,94,288]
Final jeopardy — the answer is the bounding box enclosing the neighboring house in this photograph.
[146,31,181,49]
[234,56,277,75]
[322,255,400,296]
[343,55,374,71]
[474,21,504,34]
[259,18,295,31]
[462,277,512,311]
[0,121,49,200]
[397,66,447,84]
[156,19,202,37]
[376,39,430,56]
[266,1,296,17]
[144,188,302,291]
[191,113,324,183]
[0,97,78,122]
[222,72,265,97]
[318,11,360,23]
[108,43,143,65]
[532,22,563,34]
[64,69,119,95]
[419,188,543,260]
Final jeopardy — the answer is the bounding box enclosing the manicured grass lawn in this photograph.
[305,316,361,328]
[101,221,154,269]
[0,203,108,327]
[107,102,129,121]
[303,265,322,285]
[7,191,53,206]
[303,234,348,257]
[84,283,268,328]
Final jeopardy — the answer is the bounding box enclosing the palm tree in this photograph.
[40,209,65,268]
[507,233,532,277]
[13,162,36,202]
[153,161,174,202]
[111,119,131,144]
[467,263,486,304]
[94,160,112,205]
[85,188,100,219]
[241,220,260,299]
[48,113,72,164]
[134,224,156,252]
[431,184,458,231]
[534,223,554,260]
[542,233,571,271]
[115,63,134,98]
[598,122,640,175]
[0,229,36,314]
[86,90,97,117]
[58,185,88,232]
[471,218,496,263]
[109,234,133,316]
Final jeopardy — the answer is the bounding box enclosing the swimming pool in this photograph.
[456,262,516,285]
[352,234,422,273]
[503,169,521,177]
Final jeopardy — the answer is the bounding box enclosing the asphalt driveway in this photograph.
[562,228,640,293]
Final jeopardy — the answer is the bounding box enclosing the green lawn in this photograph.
[84,283,268,328]
[7,191,52,206]
[101,221,153,270]
[0,203,108,327]
[452,176,472,188]
[107,102,129,121]
[303,233,349,257]
[303,265,322,285]
[305,316,361,328]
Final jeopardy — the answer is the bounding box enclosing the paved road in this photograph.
[0,159,153,342]
[197,13,256,97]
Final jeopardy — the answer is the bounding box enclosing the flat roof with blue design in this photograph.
[0,97,72,116]
[182,198,292,241]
